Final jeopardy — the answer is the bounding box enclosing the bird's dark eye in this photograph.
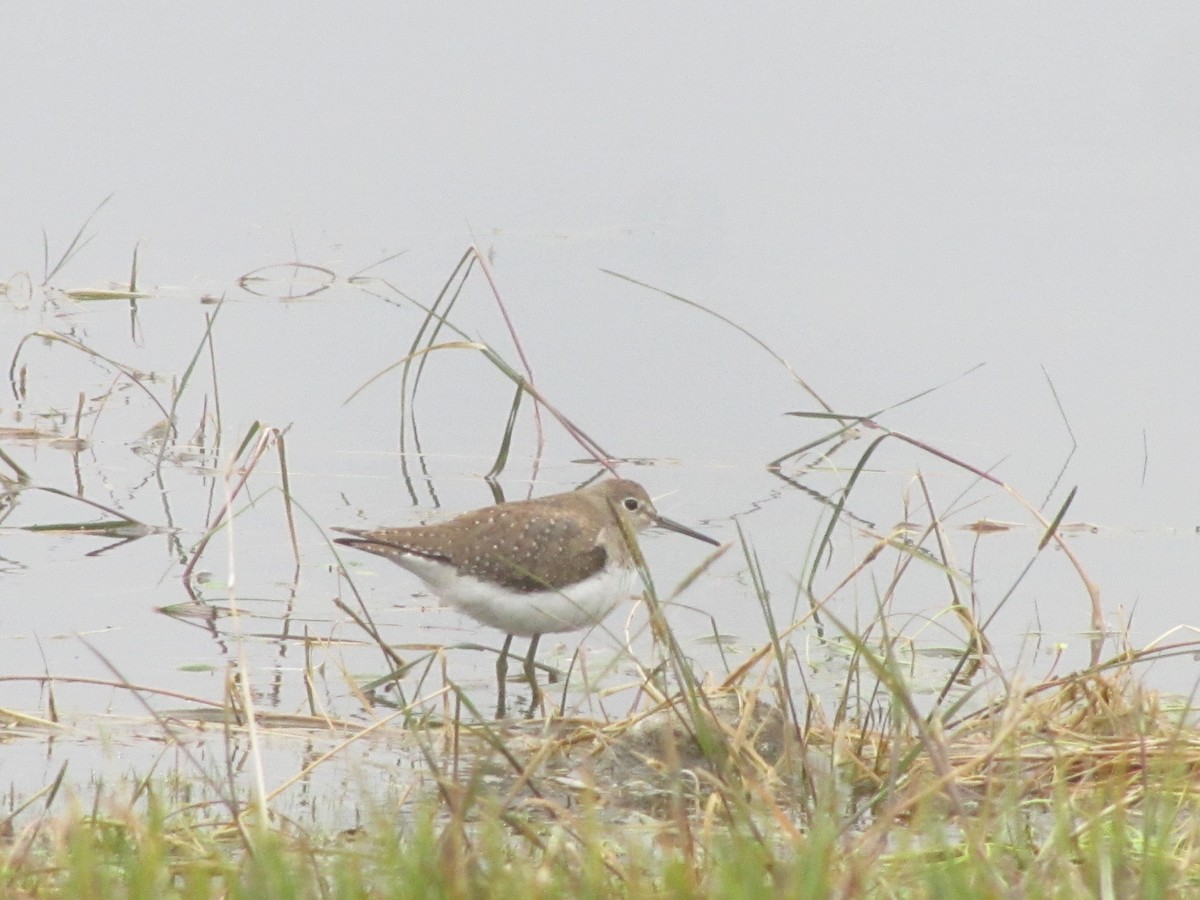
[623,497,640,511]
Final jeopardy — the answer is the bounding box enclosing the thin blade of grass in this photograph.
[43,193,113,283]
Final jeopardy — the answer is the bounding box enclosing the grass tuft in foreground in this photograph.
[4,661,1200,898]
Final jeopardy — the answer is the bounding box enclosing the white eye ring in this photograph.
[623,497,640,511]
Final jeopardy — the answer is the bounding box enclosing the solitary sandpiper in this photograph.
[333,479,717,692]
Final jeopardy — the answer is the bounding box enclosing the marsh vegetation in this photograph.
[2,227,1198,897]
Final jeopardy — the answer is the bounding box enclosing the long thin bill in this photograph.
[653,514,719,546]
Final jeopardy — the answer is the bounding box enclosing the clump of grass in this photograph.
[5,660,1200,897]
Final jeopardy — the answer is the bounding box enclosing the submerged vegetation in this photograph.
[2,226,1199,897]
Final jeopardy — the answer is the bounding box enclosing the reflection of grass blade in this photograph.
[27,485,151,529]
[63,241,148,301]
[8,330,172,426]
[156,304,224,475]
[180,425,299,590]
[237,262,335,299]
[274,431,299,564]
[18,516,159,554]
[485,382,524,480]
[0,445,30,484]
[21,520,149,536]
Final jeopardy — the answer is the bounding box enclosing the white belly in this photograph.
[404,558,637,636]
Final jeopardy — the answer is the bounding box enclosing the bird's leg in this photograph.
[523,635,544,719]
[496,679,507,719]
[523,634,541,687]
[495,634,514,719]
[496,633,513,682]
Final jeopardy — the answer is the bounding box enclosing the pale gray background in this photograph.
[1,4,1197,758]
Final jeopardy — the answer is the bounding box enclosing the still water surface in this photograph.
[1,4,1197,827]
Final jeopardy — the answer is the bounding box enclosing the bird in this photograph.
[332,478,717,695]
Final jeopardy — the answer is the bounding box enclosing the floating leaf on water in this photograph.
[48,436,88,451]
[1056,522,1100,535]
[915,645,972,660]
[65,288,151,301]
[157,601,223,621]
[963,519,1019,534]
[569,456,681,467]
[22,520,166,538]
[0,427,88,451]
[692,633,740,648]
[139,419,174,444]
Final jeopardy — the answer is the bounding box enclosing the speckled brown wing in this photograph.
[453,512,609,593]
[334,500,611,594]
